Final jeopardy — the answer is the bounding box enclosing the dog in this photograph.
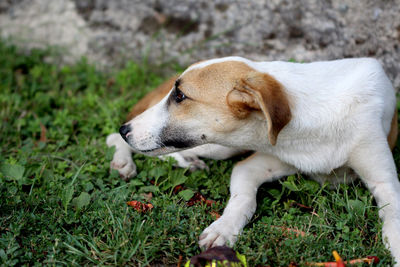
[107,57,400,265]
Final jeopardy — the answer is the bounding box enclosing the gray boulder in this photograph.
[1,0,399,89]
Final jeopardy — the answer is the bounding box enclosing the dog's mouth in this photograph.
[123,137,195,156]
[138,147,173,156]
[120,123,201,156]
[135,138,197,156]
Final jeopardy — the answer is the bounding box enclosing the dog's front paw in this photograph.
[110,152,137,179]
[161,151,209,172]
[187,157,209,172]
[176,151,210,172]
[198,218,239,249]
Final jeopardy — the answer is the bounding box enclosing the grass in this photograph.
[0,41,399,266]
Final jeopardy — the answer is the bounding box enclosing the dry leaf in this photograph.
[177,255,183,267]
[127,200,153,212]
[187,192,217,207]
[173,185,184,194]
[187,192,206,207]
[270,225,308,238]
[39,122,47,142]
[306,255,379,266]
[141,192,153,202]
[210,211,221,219]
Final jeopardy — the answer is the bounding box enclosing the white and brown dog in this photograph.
[107,57,400,265]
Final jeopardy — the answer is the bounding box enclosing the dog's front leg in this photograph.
[348,138,400,266]
[199,152,296,249]
[159,144,245,172]
[106,133,137,179]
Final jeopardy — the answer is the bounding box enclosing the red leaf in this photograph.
[39,122,47,142]
[205,199,216,207]
[187,192,206,206]
[270,225,308,238]
[186,192,217,207]
[127,201,153,212]
[210,211,221,219]
[173,185,184,194]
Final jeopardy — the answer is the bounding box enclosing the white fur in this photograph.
[183,144,245,160]
[195,57,399,265]
[191,58,395,174]
[199,152,296,248]
[106,133,137,179]
[124,93,170,152]
[182,56,253,75]
[109,57,400,265]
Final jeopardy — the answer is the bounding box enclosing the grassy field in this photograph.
[0,41,399,266]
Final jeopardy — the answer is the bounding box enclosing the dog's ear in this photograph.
[226,71,291,145]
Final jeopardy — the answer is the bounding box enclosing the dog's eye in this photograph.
[173,88,186,103]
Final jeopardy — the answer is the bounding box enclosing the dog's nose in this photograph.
[119,124,131,140]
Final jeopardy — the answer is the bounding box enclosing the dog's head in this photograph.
[120,57,292,155]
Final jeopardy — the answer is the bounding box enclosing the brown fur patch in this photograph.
[168,61,258,132]
[180,61,255,102]
[240,72,292,145]
[235,152,257,166]
[226,89,258,119]
[226,70,292,145]
[126,75,178,121]
[388,107,398,150]
[176,61,291,143]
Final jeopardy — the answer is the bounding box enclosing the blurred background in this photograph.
[1,0,399,90]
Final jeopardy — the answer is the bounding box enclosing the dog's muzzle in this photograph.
[118,123,198,155]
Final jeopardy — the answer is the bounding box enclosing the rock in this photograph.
[0,0,91,64]
[1,0,399,90]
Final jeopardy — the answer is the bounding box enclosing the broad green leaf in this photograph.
[282,181,300,191]
[149,167,166,179]
[282,176,300,192]
[267,188,282,200]
[347,199,365,217]
[0,163,25,181]
[73,192,91,211]
[178,189,195,201]
[164,171,187,190]
[303,180,320,193]
[83,182,94,192]
[129,179,144,187]
[138,185,159,194]
[0,249,6,261]
[62,186,74,212]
